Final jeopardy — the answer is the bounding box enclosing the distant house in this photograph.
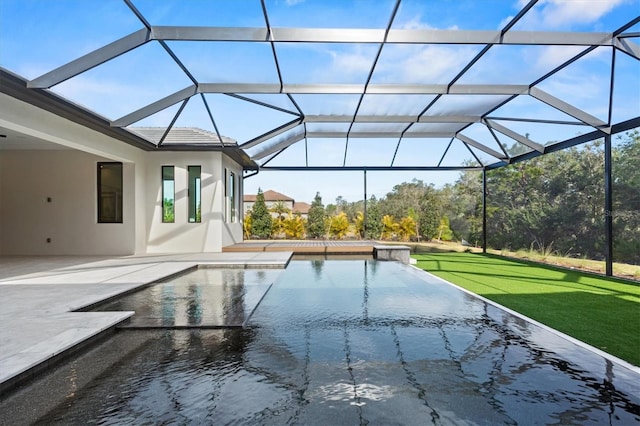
[244,190,310,219]
[292,202,311,218]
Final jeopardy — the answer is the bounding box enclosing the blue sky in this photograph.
[1,0,638,204]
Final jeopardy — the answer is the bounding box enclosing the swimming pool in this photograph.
[93,267,281,328]
[3,259,639,424]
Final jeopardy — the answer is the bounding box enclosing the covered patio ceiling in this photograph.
[1,0,639,171]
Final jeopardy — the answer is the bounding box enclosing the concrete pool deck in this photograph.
[0,252,293,394]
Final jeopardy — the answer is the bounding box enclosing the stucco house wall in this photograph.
[0,89,247,255]
[144,152,244,253]
[0,149,137,255]
[221,155,244,248]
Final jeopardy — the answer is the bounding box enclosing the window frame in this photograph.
[230,171,236,223]
[97,162,123,224]
[187,165,202,223]
[161,165,175,223]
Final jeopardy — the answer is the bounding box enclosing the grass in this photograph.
[412,251,640,367]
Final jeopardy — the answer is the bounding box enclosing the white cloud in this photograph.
[515,0,625,29]
[396,45,474,83]
[325,44,477,85]
[284,0,305,5]
[498,15,516,29]
[400,15,433,30]
[540,0,624,27]
[532,44,608,72]
[531,45,588,71]
[327,47,375,77]
[398,13,459,31]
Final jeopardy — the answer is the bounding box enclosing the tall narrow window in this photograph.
[188,166,201,223]
[162,166,175,223]
[229,171,236,223]
[97,162,123,223]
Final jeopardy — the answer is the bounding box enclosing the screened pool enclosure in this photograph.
[0,0,638,272]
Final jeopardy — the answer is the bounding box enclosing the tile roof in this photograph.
[293,202,311,214]
[244,190,294,202]
[130,127,237,145]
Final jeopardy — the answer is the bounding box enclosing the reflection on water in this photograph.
[96,268,281,327]
[22,260,640,424]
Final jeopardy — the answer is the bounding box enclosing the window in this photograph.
[162,166,175,223]
[224,169,237,223]
[97,162,123,223]
[188,166,201,223]
[229,171,236,222]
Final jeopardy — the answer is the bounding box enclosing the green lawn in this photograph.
[412,251,640,366]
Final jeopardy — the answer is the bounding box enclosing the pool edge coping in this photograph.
[409,264,640,375]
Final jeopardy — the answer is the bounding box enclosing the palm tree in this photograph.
[269,201,291,221]
[270,201,291,237]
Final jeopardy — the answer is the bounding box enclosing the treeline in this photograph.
[245,131,639,265]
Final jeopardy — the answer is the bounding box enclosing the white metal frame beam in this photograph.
[16,1,639,176]
[149,26,616,46]
[484,119,545,153]
[529,87,609,131]
[111,85,198,127]
[28,29,151,89]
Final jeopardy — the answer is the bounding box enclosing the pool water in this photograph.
[7,260,640,424]
[94,268,281,328]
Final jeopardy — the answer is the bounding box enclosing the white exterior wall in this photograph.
[0,93,245,255]
[144,152,244,253]
[0,150,136,255]
[221,156,244,247]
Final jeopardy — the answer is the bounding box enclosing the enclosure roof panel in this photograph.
[0,0,638,171]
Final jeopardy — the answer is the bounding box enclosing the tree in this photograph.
[250,188,272,239]
[381,215,399,240]
[378,179,446,242]
[407,207,420,241]
[397,216,417,241]
[342,199,364,222]
[282,214,306,239]
[354,211,365,238]
[612,131,640,264]
[306,192,327,239]
[163,198,175,222]
[365,195,383,239]
[419,192,441,240]
[243,213,252,239]
[306,131,640,265]
[446,170,483,245]
[437,216,453,241]
[328,212,350,239]
[270,201,290,220]
[270,200,291,238]
[379,179,430,220]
